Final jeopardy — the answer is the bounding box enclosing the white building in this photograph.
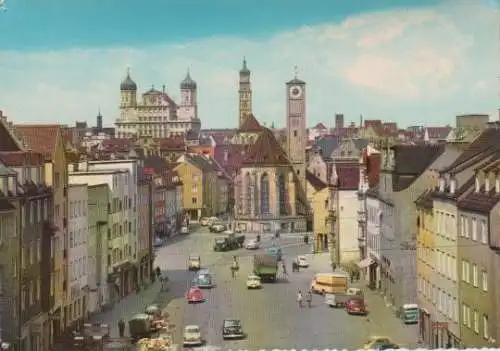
[115,69,201,139]
[84,159,139,271]
[67,183,89,324]
[365,190,382,287]
[68,163,133,303]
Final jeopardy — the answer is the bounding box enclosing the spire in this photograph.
[294,65,298,79]
[97,106,102,117]
[120,66,137,91]
[181,68,197,89]
[240,57,250,75]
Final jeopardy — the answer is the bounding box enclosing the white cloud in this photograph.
[0,0,498,129]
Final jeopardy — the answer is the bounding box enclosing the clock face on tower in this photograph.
[289,85,303,98]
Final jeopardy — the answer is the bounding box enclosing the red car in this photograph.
[186,287,205,303]
[345,298,367,315]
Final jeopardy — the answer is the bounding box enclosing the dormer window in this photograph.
[8,176,15,195]
[1,177,7,195]
[485,176,490,192]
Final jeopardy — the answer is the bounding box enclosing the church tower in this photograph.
[238,58,252,128]
[286,70,307,190]
[179,69,198,120]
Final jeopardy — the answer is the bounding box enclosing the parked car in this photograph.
[153,237,164,248]
[181,226,189,234]
[200,217,210,226]
[246,275,262,289]
[209,223,226,233]
[188,255,201,271]
[186,286,205,303]
[245,239,260,250]
[222,319,245,340]
[345,297,367,315]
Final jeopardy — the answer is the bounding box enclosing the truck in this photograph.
[267,246,282,261]
[213,234,245,252]
[253,254,278,282]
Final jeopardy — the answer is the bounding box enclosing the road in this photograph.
[90,226,419,349]
[158,228,419,350]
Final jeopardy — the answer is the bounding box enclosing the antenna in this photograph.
[293,65,298,79]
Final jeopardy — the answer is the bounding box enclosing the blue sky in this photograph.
[0,0,498,128]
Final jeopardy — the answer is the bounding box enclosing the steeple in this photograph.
[96,107,103,131]
[120,67,137,91]
[238,57,252,128]
[240,57,250,76]
[181,68,197,90]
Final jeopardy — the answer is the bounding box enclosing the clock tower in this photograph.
[238,58,252,128]
[286,71,307,190]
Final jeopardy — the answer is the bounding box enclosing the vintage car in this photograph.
[186,287,205,303]
[245,239,260,250]
[297,255,309,268]
[194,270,215,289]
[345,297,367,315]
[209,223,226,233]
[200,217,210,226]
[222,319,245,340]
[183,325,203,346]
[188,255,201,271]
[363,336,400,349]
[246,275,262,289]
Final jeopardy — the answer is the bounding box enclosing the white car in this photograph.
[180,226,189,234]
[245,239,260,250]
[246,275,261,289]
[183,325,203,346]
[297,255,309,268]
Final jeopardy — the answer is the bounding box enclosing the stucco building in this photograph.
[137,174,153,285]
[67,184,89,327]
[115,69,201,138]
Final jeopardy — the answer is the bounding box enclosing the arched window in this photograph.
[278,174,286,215]
[244,172,251,214]
[260,173,270,214]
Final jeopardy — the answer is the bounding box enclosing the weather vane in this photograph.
[0,0,7,12]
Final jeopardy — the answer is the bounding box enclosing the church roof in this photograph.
[242,128,290,166]
[287,77,305,85]
[120,70,137,91]
[239,114,262,132]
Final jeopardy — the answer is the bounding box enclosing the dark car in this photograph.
[222,319,244,340]
[345,298,367,315]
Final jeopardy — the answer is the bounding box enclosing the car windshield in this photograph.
[189,256,199,260]
[215,238,225,243]
[224,320,241,327]
[185,326,199,333]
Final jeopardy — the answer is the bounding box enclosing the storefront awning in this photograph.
[358,257,373,268]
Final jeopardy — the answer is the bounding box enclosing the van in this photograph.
[401,303,419,324]
[311,272,348,294]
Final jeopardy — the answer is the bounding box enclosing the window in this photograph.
[472,264,478,287]
[473,310,479,333]
[453,298,459,323]
[192,184,197,193]
[464,217,469,238]
[70,231,74,249]
[461,260,470,283]
[37,200,41,222]
[472,218,477,241]
[36,239,41,261]
[462,304,470,326]
[460,215,465,236]
[260,174,270,214]
[481,271,488,291]
[191,197,197,204]
[293,130,297,137]
[481,220,487,244]
[30,202,34,223]
[483,315,489,339]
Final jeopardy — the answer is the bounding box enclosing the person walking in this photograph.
[118,318,126,338]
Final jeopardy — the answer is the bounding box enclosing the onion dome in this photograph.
[120,69,137,91]
[180,70,197,90]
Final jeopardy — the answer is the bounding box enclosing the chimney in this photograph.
[450,177,456,194]
[475,174,480,192]
[439,177,445,192]
[162,84,166,93]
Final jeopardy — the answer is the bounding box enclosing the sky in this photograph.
[0,0,498,129]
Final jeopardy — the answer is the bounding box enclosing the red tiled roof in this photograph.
[156,137,185,150]
[239,114,263,132]
[313,122,327,130]
[242,128,289,166]
[213,144,247,176]
[457,186,500,213]
[336,165,359,190]
[306,170,327,191]
[15,125,63,159]
[0,151,45,166]
[102,138,134,148]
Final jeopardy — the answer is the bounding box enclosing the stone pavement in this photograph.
[305,253,420,347]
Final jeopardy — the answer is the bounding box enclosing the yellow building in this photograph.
[175,153,218,220]
[14,125,69,342]
[306,171,333,252]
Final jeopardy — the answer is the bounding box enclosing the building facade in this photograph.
[164,170,183,235]
[67,184,89,328]
[365,188,381,288]
[137,174,153,285]
[68,165,133,302]
[115,69,201,138]
[87,184,111,310]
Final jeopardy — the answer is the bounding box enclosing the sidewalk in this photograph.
[88,281,168,337]
[305,253,419,347]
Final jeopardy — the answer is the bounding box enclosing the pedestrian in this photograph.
[118,318,125,338]
[350,273,354,283]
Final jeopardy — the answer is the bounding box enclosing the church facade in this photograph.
[115,69,201,139]
[233,62,310,232]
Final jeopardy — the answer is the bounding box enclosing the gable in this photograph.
[0,118,24,151]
